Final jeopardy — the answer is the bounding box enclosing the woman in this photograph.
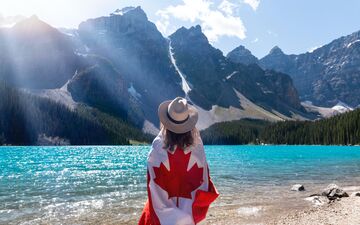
[139,97,219,225]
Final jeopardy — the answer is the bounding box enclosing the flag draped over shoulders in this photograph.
[139,133,219,225]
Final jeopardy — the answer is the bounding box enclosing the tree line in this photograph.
[201,110,360,145]
[0,81,152,145]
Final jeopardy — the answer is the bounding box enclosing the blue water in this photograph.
[1,145,360,224]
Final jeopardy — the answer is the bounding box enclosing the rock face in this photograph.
[321,184,349,200]
[226,45,258,65]
[291,184,305,191]
[0,7,319,132]
[0,16,80,89]
[77,6,183,125]
[259,31,360,107]
[170,25,307,117]
[67,56,144,126]
[169,25,239,109]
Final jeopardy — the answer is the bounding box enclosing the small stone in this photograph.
[350,192,360,197]
[291,184,305,191]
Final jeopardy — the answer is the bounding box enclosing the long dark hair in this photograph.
[161,124,197,152]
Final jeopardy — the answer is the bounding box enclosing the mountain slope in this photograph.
[226,45,258,65]
[169,26,309,119]
[77,6,184,125]
[0,16,80,89]
[259,31,360,107]
[67,55,144,126]
[0,80,151,145]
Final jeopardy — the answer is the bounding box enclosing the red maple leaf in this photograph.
[153,147,204,206]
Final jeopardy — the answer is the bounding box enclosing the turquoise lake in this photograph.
[1,145,360,224]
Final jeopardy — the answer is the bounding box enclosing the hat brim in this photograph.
[158,100,199,134]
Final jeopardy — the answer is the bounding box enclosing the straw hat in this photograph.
[158,97,198,134]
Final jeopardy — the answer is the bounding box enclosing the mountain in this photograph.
[76,6,183,125]
[0,80,151,145]
[169,26,309,120]
[67,55,144,126]
[0,16,80,89]
[0,7,327,146]
[226,45,258,65]
[259,31,360,107]
[169,25,240,109]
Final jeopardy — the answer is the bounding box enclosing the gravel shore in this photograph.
[268,195,360,225]
[202,186,360,225]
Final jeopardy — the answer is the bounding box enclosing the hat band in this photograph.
[167,111,189,124]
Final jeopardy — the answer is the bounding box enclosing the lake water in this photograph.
[1,145,360,224]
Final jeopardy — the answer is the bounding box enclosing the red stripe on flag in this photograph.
[192,166,219,224]
[138,170,161,225]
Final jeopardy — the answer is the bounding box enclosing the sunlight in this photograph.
[0,0,127,28]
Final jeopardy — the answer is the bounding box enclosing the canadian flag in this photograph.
[139,134,219,225]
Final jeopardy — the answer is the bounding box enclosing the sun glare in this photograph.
[0,0,113,28]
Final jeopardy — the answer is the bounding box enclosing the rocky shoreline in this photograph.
[268,183,360,225]
[269,184,360,225]
[203,183,360,225]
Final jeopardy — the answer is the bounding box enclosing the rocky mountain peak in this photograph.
[260,29,360,107]
[78,5,163,44]
[12,15,55,34]
[110,6,147,20]
[170,25,214,57]
[171,25,207,41]
[269,46,285,55]
[226,45,258,65]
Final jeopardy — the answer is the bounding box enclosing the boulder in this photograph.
[322,184,349,200]
[291,184,305,191]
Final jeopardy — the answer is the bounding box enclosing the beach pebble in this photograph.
[322,184,349,200]
[305,196,329,206]
[291,184,305,191]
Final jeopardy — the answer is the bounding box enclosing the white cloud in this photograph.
[218,0,237,15]
[251,37,259,43]
[267,30,278,37]
[243,0,260,11]
[156,0,246,42]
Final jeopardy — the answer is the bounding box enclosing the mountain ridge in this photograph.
[227,29,360,109]
[0,6,336,146]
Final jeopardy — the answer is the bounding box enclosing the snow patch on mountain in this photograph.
[128,83,141,100]
[302,101,353,118]
[111,7,136,16]
[347,40,360,48]
[169,41,192,96]
[332,101,353,113]
[226,71,239,80]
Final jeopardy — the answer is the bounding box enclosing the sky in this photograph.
[1,0,360,58]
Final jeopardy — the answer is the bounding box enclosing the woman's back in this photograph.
[139,97,218,225]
